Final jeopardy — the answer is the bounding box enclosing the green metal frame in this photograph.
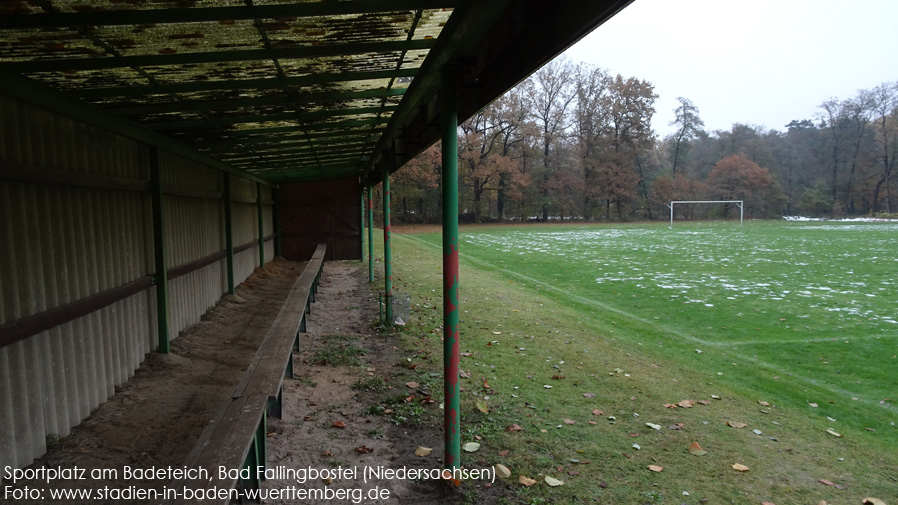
[441,66,460,469]
[382,171,393,324]
[149,147,171,354]
[368,186,375,282]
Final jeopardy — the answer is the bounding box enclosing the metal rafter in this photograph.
[0,1,458,29]
[6,40,436,73]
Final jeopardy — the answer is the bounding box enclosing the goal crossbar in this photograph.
[668,200,743,226]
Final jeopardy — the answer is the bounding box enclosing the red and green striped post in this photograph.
[382,171,393,324]
[367,185,374,283]
[441,65,460,469]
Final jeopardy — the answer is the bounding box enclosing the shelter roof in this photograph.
[0,0,631,184]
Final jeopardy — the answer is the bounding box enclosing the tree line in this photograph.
[386,59,898,223]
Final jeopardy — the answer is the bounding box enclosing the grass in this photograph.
[311,334,368,366]
[374,220,898,504]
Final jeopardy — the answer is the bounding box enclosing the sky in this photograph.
[562,0,898,137]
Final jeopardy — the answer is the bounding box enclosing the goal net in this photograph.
[668,200,743,226]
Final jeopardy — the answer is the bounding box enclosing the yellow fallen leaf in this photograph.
[544,476,564,487]
[732,463,750,472]
[463,442,480,452]
[519,475,537,487]
[647,465,664,472]
[414,446,432,457]
[688,442,708,456]
[475,400,489,413]
[494,464,511,479]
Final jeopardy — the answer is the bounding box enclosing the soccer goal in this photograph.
[668,200,743,226]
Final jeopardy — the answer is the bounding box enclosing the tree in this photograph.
[706,153,780,217]
[868,82,898,213]
[522,59,576,220]
[669,97,704,175]
[817,97,850,205]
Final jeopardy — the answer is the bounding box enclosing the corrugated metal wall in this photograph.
[0,94,276,474]
[279,178,362,260]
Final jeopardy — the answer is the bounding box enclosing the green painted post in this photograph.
[360,188,365,260]
[274,188,282,257]
[367,185,374,283]
[149,147,170,354]
[257,181,265,267]
[382,171,393,324]
[441,65,460,469]
[223,173,235,294]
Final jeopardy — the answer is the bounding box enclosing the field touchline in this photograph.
[395,233,893,412]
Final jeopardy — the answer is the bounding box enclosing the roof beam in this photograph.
[0,1,457,29]
[174,117,389,139]
[196,130,383,151]
[73,68,418,98]
[111,88,405,117]
[7,40,436,73]
[147,105,398,130]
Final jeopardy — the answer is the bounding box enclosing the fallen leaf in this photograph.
[483,380,491,389]
[689,442,708,456]
[499,450,509,457]
[818,479,835,486]
[862,499,887,505]
[406,382,419,388]
[506,424,524,432]
[727,421,747,429]
[592,409,603,416]
[710,395,721,399]
[697,400,711,405]
[544,476,564,487]
[563,418,576,425]
[826,428,842,437]
[678,399,696,408]
[354,445,374,454]
[475,400,489,413]
[331,421,346,428]
[518,475,537,487]
[459,369,471,378]
[762,502,776,505]
[808,402,818,408]
[492,331,502,335]
[494,464,511,479]
[758,400,771,406]
[646,423,662,430]
[731,463,750,472]
[647,465,664,472]
[663,403,677,408]
[414,446,432,457]
[462,442,480,452]
[583,393,596,398]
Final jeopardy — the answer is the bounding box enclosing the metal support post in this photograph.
[257,182,265,267]
[223,173,235,294]
[149,147,170,353]
[360,188,365,260]
[367,185,374,282]
[382,171,393,324]
[441,65,460,469]
[274,188,282,257]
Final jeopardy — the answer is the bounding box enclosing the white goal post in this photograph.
[668,200,743,226]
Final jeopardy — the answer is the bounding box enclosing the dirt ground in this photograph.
[0,259,449,504]
[262,261,447,505]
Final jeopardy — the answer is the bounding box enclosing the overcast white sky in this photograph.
[563,0,898,137]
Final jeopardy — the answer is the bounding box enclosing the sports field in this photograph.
[385,220,897,503]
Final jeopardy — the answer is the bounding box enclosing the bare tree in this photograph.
[522,59,576,220]
[669,97,705,175]
[869,82,898,213]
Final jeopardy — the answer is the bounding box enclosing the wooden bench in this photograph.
[167,244,326,504]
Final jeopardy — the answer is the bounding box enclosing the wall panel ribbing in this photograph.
[0,93,274,475]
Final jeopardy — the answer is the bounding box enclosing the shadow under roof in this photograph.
[0,0,631,185]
